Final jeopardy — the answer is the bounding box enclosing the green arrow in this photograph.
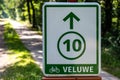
[63,12,80,30]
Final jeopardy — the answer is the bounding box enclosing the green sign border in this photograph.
[43,3,100,76]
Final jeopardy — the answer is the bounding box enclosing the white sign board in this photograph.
[43,2,101,76]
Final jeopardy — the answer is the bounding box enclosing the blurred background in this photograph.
[0,0,120,79]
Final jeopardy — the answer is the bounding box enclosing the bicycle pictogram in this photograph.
[49,66,60,73]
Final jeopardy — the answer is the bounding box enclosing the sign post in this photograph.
[42,2,101,79]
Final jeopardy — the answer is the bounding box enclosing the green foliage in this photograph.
[102,21,120,77]
[102,47,120,78]
[2,23,43,80]
[1,62,43,80]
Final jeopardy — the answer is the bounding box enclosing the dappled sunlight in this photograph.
[4,20,43,69]
[1,22,43,79]
[21,35,42,39]
[0,54,11,69]
[0,19,7,25]
[14,58,34,67]
[31,50,43,68]
[0,19,11,74]
[9,51,30,58]
[37,50,43,54]
[0,48,5,53]
[31,42,41,46]
[8,19,42,39]
[1,16,43,79]
[8,20,43,70]
[5,50,33,67]
[8,19,25,29]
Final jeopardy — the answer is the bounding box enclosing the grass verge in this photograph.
[2,23,43,80]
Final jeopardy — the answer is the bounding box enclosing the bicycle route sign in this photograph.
[43,2,101,76]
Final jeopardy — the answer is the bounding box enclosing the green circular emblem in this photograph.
[57,31,86,60]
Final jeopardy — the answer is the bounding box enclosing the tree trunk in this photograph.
[102,0,113,36]
[30,0,36,28]
[26,0,31,23]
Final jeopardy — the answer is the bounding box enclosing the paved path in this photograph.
[0,22,7,69]
[9,20,120,80]
[9,20,43,68]
[0,20,11,77]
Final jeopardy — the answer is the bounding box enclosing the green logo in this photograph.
[57,31,86,60]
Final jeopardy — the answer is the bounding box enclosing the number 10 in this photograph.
[63,39,81,52]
